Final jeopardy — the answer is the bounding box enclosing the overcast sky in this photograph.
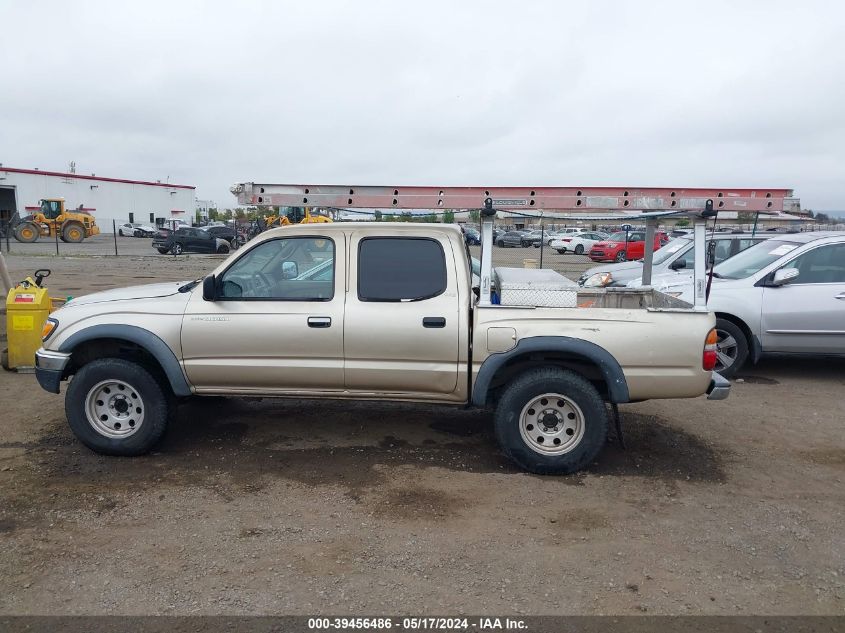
[2,0,844,210]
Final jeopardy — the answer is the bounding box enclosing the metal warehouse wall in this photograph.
[0,169,196,231]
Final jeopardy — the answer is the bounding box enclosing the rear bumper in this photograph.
[706,372,731,400]
[35,348,71,394]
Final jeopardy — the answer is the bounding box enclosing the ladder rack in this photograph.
[230,183,795,214]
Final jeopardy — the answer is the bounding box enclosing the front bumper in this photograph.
[35,348,71,394]
[706,371,731,400]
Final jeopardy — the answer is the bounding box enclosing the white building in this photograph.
[0,166,196,232]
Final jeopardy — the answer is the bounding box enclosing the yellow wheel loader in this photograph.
[12,199,100,243]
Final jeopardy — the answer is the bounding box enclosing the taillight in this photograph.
[703,328,718,371]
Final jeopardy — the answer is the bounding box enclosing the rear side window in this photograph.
[358,238,446,301]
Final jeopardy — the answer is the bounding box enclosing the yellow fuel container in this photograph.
[5,277,53,370]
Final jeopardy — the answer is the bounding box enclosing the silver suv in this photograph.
[579,233,768,287]
[662,232,845,377]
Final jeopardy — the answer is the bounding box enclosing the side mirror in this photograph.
[669,258,687,270]
[202,274,217,301]
[281,261,299,280]
[772,268,799,286]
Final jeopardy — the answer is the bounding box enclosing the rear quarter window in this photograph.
[358,237,447,301]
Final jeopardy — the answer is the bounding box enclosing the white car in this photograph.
[117,223,157,237]
[651,232,845,377]
[550,231,608,255]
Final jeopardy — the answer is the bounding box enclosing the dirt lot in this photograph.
[0,253,843,615]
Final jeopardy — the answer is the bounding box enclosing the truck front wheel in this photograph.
[494,367,608,475]
[65,358,171,456]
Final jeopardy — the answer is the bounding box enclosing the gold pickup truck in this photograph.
[35,223,727,475]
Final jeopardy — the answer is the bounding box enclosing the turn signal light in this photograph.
[41,318,58,341]
[703,328,718,371]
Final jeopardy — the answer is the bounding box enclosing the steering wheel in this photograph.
[251,271,273,297]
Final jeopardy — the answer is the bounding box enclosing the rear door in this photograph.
[344,233,461,395]
[761,243,845,353]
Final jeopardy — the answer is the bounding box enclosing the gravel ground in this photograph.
[0,253,843,615]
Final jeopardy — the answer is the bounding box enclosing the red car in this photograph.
[588,230,669,263]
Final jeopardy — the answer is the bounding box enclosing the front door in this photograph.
[343,233,461,395]
[761,243,845,353]
[181,234,345,392]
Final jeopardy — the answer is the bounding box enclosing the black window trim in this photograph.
[767,241,845,286]
[216,235,337,302]
[357,236,447,303]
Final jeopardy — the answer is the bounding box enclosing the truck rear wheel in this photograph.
[62,222,85,243]
[494,367,608,475]
[13,222,40,243]
[65,358,171,456]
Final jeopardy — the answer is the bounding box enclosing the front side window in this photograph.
[220,237,335,300]
[779,244,845,284]
[358,237,446,302]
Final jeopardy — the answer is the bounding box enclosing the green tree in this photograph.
[442,209,455,223]
[221,209,233,221]
[737,212,757,224]
[208,208,219,221]
[469,209,481,223]
[675,218,690,227]
[374,210,382,222]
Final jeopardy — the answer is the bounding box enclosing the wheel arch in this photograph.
[58,325,192,397]
[472,336,630,407]
[713,312,758,364]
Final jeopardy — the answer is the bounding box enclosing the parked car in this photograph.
[550,232,608,255]
[496,230,531,248]
[463,227,481,245]
[152,227,230,255]
[588,230,669,263]
[650,232,845,377]
[117,223,157,238]
[580,233,769,287]
[522,230,547,247]
[205,225,238,245]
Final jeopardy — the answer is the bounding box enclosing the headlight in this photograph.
[42,317,59,341]
[582,272,613,287]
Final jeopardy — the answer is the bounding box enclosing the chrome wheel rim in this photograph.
[715,329,738,372]
[84,380,145,438]
[519,393,585,455]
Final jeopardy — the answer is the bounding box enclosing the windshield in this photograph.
[607,232,628,242]
[653,237,691,264]
[713,239,800,279]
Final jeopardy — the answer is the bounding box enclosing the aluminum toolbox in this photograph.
[494,267,579,307]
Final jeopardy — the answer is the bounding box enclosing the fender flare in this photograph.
[58,324,192,396]
[472,336,630,406]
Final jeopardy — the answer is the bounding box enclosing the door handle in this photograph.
[836,293,845,301]
[423,317,446,328]
[307,316,332,328]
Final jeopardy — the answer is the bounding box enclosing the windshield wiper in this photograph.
[178,279,201,292]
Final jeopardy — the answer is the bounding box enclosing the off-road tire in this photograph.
[494,367,609,475]
[13,222,40,243]
[62,222,85,243]
[65,358,171,456]
[714,318,749,379]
